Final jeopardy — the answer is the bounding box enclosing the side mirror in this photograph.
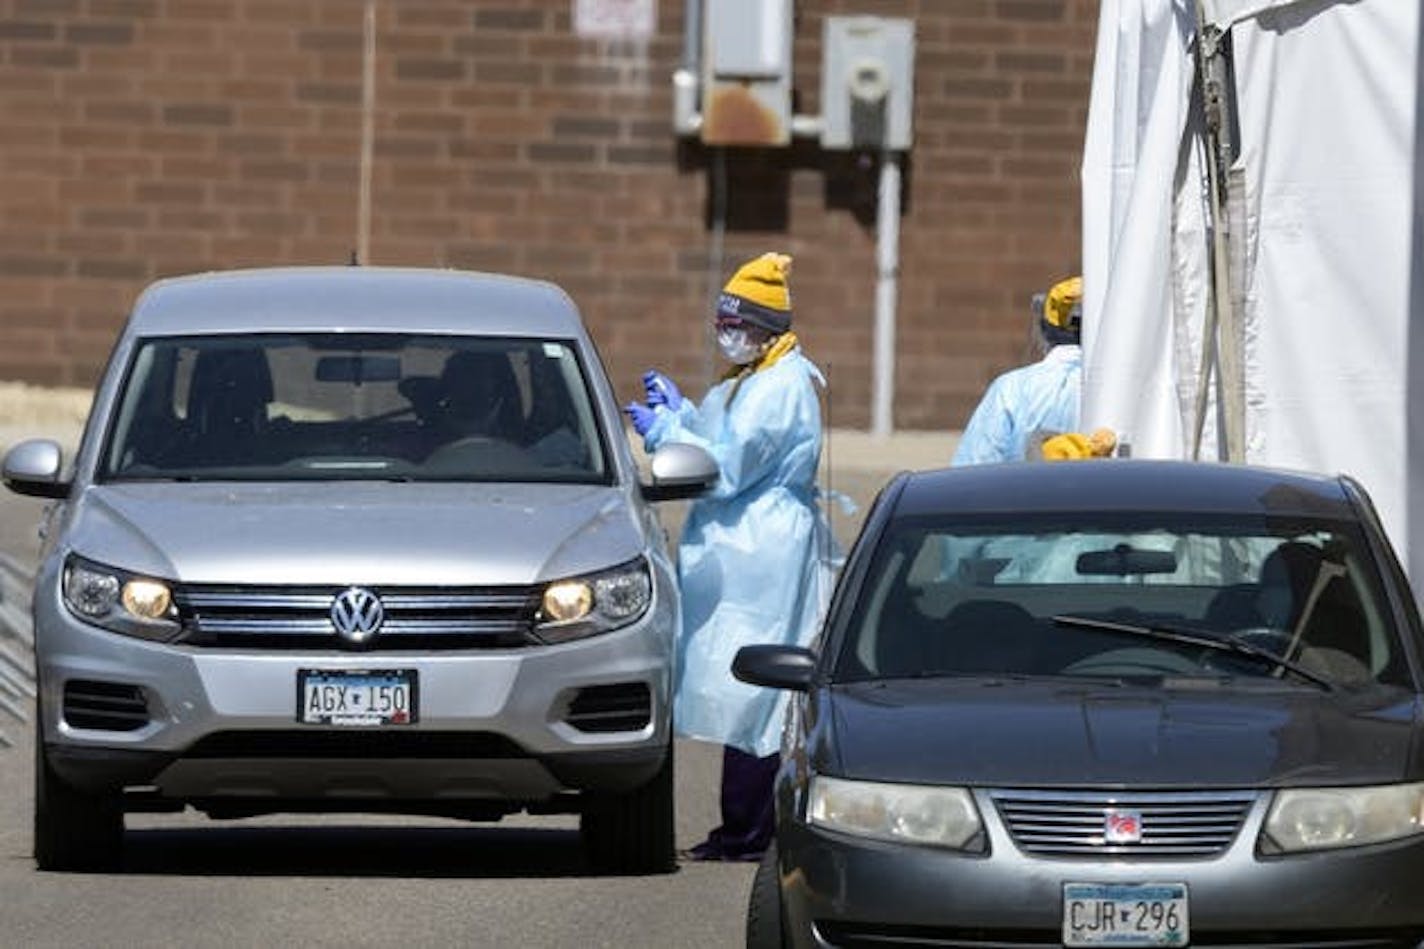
[732,644,817,692]
[641,442,718,502]
[2,438,70,499]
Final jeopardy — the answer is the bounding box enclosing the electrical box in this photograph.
[700,0,793,147]
[820,16,915,151]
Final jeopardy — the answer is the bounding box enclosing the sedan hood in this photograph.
[65,481,647,586]
[829,678,1422,787]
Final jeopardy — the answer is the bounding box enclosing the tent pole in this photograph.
[1192,3,1246,462]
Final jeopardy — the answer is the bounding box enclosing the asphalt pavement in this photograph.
[0,422,953,948]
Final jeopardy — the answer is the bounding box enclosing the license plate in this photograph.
[297,669,418,726]
[1062,883,1189,946]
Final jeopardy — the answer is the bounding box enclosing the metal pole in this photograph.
[1192,4,1245,462]
[871,151,901,437]
[357,0,377,265]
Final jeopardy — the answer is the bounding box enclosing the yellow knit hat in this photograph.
[717,252,793,333]
[1041,275,1083,334]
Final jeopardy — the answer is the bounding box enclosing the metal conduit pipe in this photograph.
[872,152,902,437]
[673,0,703,136]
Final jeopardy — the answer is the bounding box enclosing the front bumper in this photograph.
[36,590,672,803]
[779,790,1424,948]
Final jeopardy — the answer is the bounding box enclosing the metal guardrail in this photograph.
[0,552,36,749]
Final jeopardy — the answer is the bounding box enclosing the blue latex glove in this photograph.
[624,401,656,437]
[642,370,683,411]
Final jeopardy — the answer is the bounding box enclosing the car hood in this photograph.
[828,678,1423,787]
[63,481,648,586]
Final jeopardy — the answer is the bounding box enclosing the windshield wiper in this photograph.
[1051,614,1334,691]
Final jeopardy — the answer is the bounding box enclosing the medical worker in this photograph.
[625,252,834,862]
[952,275,1083,465]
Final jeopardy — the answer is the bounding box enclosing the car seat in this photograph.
[184,348,274,463]
[875,597,1040,677]
[435,351,523,443]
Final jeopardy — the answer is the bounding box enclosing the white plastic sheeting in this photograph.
[1081,0,1424,592]
[1200,0,1303,29]
[1080,0,1199,463]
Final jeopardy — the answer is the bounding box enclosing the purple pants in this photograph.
[691,745,780,861]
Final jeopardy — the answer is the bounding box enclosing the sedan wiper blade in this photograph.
[1051,614,1334,691]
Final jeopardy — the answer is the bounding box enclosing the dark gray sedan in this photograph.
[737,460,1424,948]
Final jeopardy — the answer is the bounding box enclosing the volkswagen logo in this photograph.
[330,587,384,644]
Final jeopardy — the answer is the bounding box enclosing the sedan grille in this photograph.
[174,584,540,650]
[991,788,1258,858]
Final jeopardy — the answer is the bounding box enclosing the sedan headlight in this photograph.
[1262,782,1424,853]
[62,554,181,642]
[535,557,652,644]
[808,775,985,851]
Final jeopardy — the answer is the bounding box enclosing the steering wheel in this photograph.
[1194,626,1301,678]
[1226,626,1295,656]
[1062,647,1204,677]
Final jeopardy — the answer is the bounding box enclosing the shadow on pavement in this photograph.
[115,823,678,880]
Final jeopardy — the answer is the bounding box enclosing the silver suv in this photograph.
[2,267,716,873]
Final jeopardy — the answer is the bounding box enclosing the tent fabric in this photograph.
[1080,0,1199,461]
[1200,0,1312,30]
[1081,0,1422,590]
[1232,2,1415,551]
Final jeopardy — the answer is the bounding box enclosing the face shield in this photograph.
[1028,291,1051,358]
[714,316,772,365]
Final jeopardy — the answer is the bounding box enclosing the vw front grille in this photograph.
[991,788,1258,858]
[175,585,540,649]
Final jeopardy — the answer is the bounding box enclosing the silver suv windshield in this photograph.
[100,333,609,483]
[835,513,1409,690]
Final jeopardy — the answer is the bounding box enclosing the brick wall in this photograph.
[0,0,1098,430]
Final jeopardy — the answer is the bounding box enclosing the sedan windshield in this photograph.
[835,513,1409,689]
[100,333,609,483]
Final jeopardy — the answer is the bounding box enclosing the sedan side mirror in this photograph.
[641,442,718,502]
[2,438,70,499]
[733,644,817,692]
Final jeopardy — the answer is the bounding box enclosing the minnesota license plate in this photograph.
[1062,883,1189,946]
[298,669,417,726]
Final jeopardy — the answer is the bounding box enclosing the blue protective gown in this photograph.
[644,347,835,757]
[952,344,1082,466]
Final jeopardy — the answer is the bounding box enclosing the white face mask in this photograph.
[717,326,762,365]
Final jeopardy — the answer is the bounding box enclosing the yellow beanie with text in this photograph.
[717,252,793,334]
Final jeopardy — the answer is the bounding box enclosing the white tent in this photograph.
[1081,0,1424,597]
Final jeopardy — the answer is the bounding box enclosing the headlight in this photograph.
[62,555,181,642]
[1262,782,1424,853]
[808,775,985,851]
[535,557,652,644]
